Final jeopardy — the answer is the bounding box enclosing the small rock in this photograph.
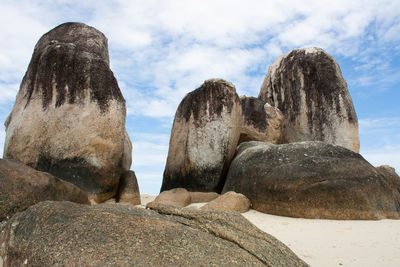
[117,170,141,205]
[200,191,251,213]
[147,188,191,208]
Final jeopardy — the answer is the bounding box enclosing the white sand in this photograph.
[141,194,400,266]
[242,209,400,267]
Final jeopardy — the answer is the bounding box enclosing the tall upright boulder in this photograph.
[3,22,131,202]
[239,96,283,144]
[259,47,359,152]
[161,79,242,193]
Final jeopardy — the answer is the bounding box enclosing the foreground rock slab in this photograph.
[162,79,242,193]
[259,47,359,152]
[223,141,400,220]
[3,22,131,202]
[0,201,308,267]
[0,159,89,222]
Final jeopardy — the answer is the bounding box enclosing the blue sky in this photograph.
[1,0,399,195]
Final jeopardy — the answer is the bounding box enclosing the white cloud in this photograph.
[359,117,400,172]
[130,132,170,194]
[0,126,4,158]
[359,117,400,130]
[0,83,18,104]
[131,133,169,167]
[135,172,163,195]
[2,0,400,113]
[361,146,400,174]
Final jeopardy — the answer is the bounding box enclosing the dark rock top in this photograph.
[21,22,124,112]
[177,78,237,123]
[258,47,359,152]
[259,48,357,124]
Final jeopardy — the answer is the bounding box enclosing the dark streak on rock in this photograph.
[21,22,124,113]
[161,166,223,193]
[177,79,236,125]
[36,155,119,194]
[260,49,358,141]
[240,96,268,131]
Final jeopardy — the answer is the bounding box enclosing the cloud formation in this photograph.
[2,0,400,117]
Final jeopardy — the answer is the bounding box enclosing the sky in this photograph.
[0,0,399,195]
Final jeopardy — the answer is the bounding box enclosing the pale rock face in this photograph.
[3,23,131,202]
[259,47,359,152]
[200,191,251,213]
[239,96,283,144]
[161,79,242,193]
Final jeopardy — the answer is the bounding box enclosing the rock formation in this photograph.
[200,191,251,213]
[161,79,242,193]
[239,96,283,144]
[376,165,400,199]
[223,141,400,220]
[259,47,360,152]
[0,159,89,221]
[116,170,141,205]
[3,22,131,202]
[0,201,308,266]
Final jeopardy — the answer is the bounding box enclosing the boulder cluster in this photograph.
[1,21,399,267]
[0,23,311,266]
[161,48,400,220]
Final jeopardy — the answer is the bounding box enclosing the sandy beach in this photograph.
[141,195,400,267]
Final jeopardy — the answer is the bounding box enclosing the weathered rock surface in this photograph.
[259,47,359,152]
[161,79,242,193]
[239,96,283,144]
[200,191,251,213]
[223,141,400,220]
[148,188,191,208]
[0,159,89,222]
[376,165,400,182]
[0,201,308,267]
[116,170,141,205]
[376,165,400,196]
[3,22,131,202]
[189,191,220,203]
